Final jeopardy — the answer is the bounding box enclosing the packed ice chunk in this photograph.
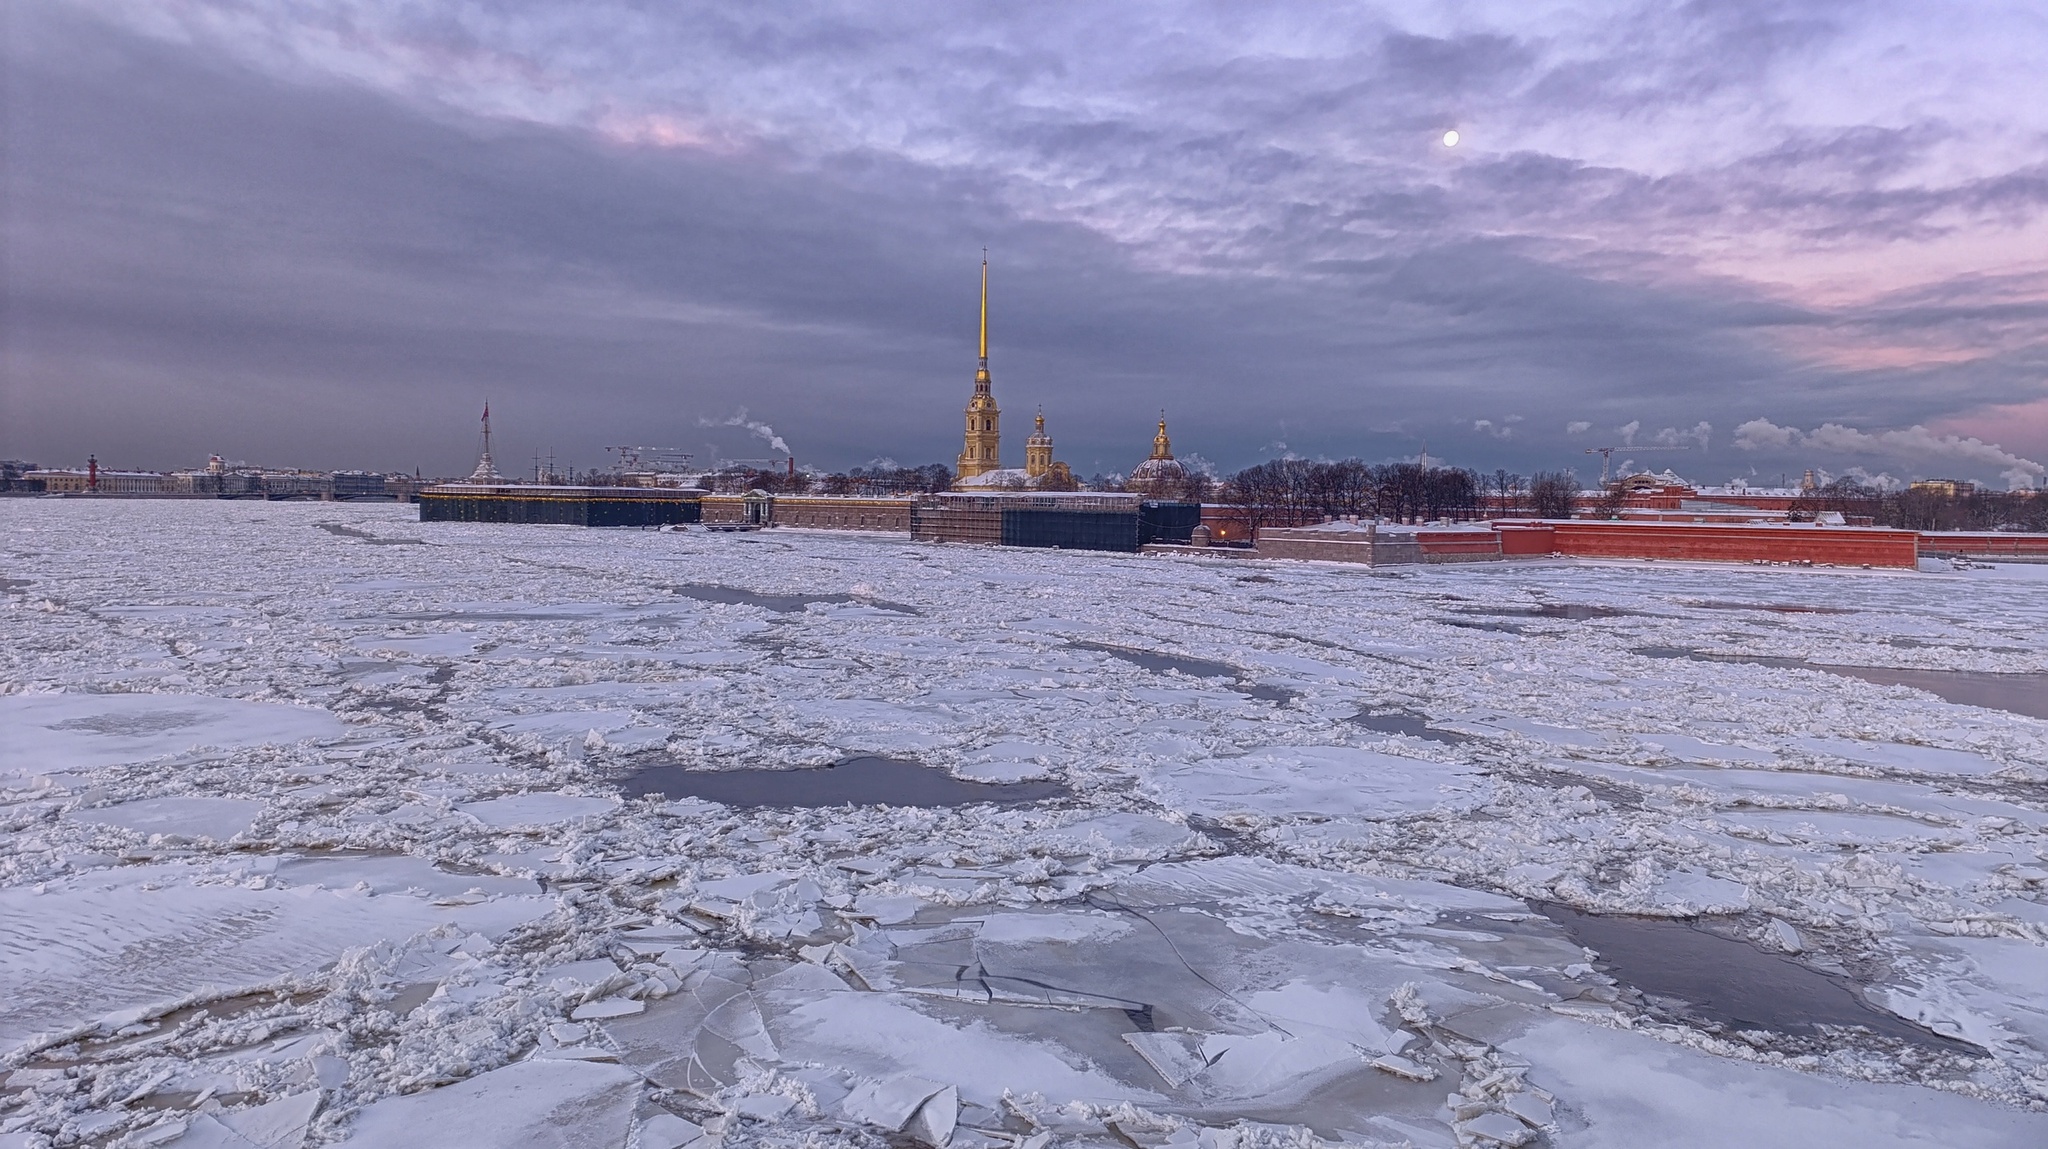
[339,1059,639,1148]
[70,796,263,842]
[1496,1014,2048,1147]
[1714,808,1965,847]
[1123,1032,1211,1087]
[0,693,345,778]
[1650,870,1752,915]
[840,1075,949,1131]
[1636,734,1777,765]
[1,867,548,1047]
[170,1091,321,1149]
[1145,746,1483,820]
[1023,813,1202,860]
[1194,1031,1360,1098]
[456,794,618,828]
[542,959,623,989]
[1246,981,1402,1054]
[1870,936,2048,1055]
[1368,1053,1437,1082]
[1764,920,1804,953]
[976,911,1133,946]
[1792,738,2006,777]
[1473,717,1608,748]
[904,1085,958,1148]
[953,759,1054,783]
[634,1114,702,1149]
[352,634,483,658]
[1457,1111,1534,1146]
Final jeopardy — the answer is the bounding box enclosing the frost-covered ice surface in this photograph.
[4,502,2048,1148]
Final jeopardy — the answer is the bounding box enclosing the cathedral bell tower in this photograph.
[1025,408,1054,477]
[956,253,1001,478]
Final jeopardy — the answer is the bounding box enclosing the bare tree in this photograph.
[1529,471,1578,520]
[1369,463,1429,523]
[1313,459,1376,517]
[1487,469,1528,517]
[1422,468,1481,521]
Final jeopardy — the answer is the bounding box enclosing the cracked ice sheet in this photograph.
[7,501,2048,1145]
[340,1059,639,1148]
[1481,1013,2048,1148]
[0,693,347,779]
[0,863,551,1048]
[1143,745,1486,821]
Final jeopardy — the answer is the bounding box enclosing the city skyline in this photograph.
[6,2,2048,488]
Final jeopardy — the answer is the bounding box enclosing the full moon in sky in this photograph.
[1443,130,1460,147]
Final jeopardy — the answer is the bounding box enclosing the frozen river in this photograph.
[3,500,2047,1148]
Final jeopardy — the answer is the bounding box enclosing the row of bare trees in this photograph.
[1482,469,1581,519]
[701,463,957,495]
[1215,460,1588,532]
[1798,479,2048,532]
[1217,460,1510,532]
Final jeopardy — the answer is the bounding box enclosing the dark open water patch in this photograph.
[1349,711,1479,745]
[1437,618,1528,634]
[670,583,920,615]
[316,522,426,545]
[1539,906,1976,1052]
[1824,666,2048,720]
[1070,642,1298,704]
[620,755,1068,808]
[1237,683,1300,703]
[1635,648,2048,719]
[1073,641,1235,679]
[1690,600,1857,615]
[1456,603,1637,620]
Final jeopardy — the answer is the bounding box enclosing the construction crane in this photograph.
[1584,445,1688,487]
[604,446,694,474]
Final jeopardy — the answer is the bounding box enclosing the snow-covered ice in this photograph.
[3,500,2048,1147]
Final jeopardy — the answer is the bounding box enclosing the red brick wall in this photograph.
[1547,522,1918,568]
[701,495,746,524]
[699,495,913,531]
[1495,523,1557,555]
[1253,535,1378,562]
[1920,532,2048,557]
[767,497,912,531]
[1415,531,1503,561]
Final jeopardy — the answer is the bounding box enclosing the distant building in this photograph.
[258,471,333,500]
[1909,478,1976,498]
[1,460,41,492]
[36,468,173,495]
[1126,415,1190,497]
[950,257,1076,490]
[332,471,388,500]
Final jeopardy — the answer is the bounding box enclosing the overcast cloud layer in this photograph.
[5,0,2048,485]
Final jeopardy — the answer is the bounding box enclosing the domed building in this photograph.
[1125,414,1189,496]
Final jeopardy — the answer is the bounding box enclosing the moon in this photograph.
[1442,130,1460,148]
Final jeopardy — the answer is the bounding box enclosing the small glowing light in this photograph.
[1442,130,1460,148]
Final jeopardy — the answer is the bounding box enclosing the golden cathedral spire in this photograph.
[957,250,1001,478]
[1150,410,1174,461]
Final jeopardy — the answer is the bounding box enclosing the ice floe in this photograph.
[4,500,2048,1147]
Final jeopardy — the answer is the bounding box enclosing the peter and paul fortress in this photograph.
[952,253,1075,490]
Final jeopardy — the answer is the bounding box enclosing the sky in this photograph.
[5,1,2047,487]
